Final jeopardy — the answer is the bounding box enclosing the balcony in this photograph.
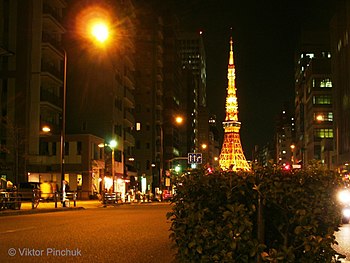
[43,4,62,23]
[41,61,61,80]
[40,88,61,108]
[42,32,64,55]
[123,87,135,106]
[124,131,135,146]
[124,111,134,126]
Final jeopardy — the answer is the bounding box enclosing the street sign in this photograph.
[188,153,202,164]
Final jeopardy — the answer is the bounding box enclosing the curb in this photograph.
[0,207,85,217]
[0,201,171,216]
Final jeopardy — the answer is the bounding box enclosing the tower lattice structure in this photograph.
[219,37,250,171]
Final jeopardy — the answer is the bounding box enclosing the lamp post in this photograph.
[109,139,117,193]
[61,50,67,207]
[160,115,184,191]
[290,144,295,165]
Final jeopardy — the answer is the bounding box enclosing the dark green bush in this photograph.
[167,168,343,262]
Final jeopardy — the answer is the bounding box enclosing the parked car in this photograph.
[18,182,41,200]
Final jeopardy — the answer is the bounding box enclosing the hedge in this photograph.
[167,167,344,262]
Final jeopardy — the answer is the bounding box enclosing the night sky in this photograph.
[164,0,335,158]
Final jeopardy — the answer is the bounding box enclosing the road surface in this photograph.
[0,203,177,263]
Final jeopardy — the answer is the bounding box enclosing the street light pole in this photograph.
[111,147,115,193]
[160,124,164,192]
[109,140,117,193]
[60,50,67,207]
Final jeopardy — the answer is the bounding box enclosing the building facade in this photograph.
[0,0,67,185]
[275,108,295,168]
[330,0,350,173]
[177,31,208,162]
[294,29,333,168]
[133,5,164,194]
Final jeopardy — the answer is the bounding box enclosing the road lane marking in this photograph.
[0,226,36,234]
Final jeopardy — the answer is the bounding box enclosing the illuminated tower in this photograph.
[219,37,250,171]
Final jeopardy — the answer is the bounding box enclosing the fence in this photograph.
[0,189,77,210]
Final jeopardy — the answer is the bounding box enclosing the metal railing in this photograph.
[0,189,77,210]
[0,190,21,210]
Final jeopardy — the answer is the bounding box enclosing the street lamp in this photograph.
[98,140,117,191]
[290,144,295,165]
[109,139,117,192]
[160,115,185,191]
[61,50,67,207]
[60,16,110,207]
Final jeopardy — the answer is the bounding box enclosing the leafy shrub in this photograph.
[167,168,343,262]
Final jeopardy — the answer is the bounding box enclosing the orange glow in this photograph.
[42,126,51,132]
[175,116,184,124]
[76,6,114,48]
[91,22,109,43]
[316,115,324,122]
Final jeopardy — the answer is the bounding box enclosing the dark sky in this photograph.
[166,0,335,158]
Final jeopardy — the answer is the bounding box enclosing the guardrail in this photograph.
[54,191,77,208]
[0,190,77,210]
[0,190,21,210]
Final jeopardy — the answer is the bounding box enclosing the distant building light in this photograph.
[42,126,51,132]
[316,115,324,122]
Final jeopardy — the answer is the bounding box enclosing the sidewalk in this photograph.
[21,199,103,210]
[0,199,168,216]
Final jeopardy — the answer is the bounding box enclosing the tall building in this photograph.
[294,29,333,168]
[208,115,221,167]
[219,37,250,171]
[330,0,350,171]
[162,14,187,180]
[275,108,295,167]
[133,4,164,193]
[0,0,68,184]
[177,31,208,158]
[133,2,189,193]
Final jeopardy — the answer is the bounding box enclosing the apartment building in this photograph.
[294,29,333,168]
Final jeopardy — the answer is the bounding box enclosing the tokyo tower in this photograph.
[219,37,250,171]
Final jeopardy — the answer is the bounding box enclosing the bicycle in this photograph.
[31,189,40,209]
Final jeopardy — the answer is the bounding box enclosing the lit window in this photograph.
[313,95,332,105]
[136,122,141,131]
[314,129,333,138]
[320,78,332,88]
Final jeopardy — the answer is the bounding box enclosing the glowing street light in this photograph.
[290,144,295,164]
[42,126,51,133]
[175,116,184,125]
[91,22,109,43]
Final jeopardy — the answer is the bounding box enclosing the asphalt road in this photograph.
[0,203,177,263]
